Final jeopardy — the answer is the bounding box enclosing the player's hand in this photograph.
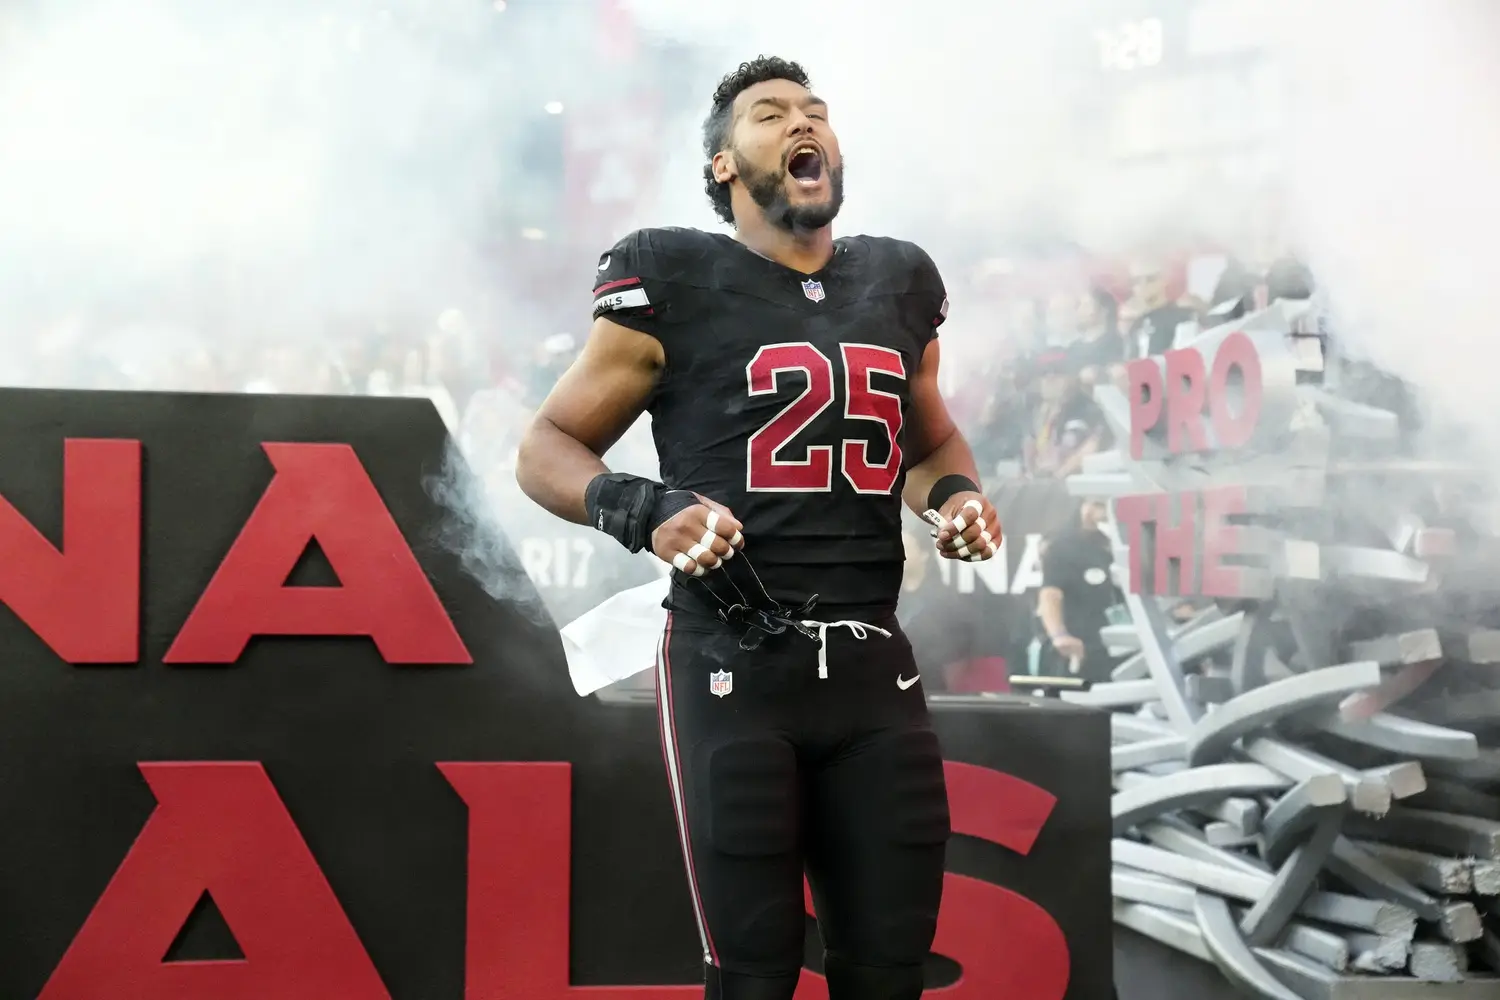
[650,496,745,577]
[1051,634,1086,662]
[931,491,1000,561]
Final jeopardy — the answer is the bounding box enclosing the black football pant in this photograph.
[654,612,950,1000]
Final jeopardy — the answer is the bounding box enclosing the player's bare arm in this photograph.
[515,316,742,577]
[901,339,1001,562]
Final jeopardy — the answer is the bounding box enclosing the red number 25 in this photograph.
[746,342,905,495]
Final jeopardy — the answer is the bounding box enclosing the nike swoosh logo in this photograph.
[896,674,920,691]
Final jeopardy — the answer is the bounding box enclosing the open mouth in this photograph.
[787,144,823,186]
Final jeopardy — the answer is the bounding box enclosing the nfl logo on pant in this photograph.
[709,670,733,698]
[800,279,825,303]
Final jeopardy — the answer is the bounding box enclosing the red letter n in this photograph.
[165,442,470,664]
[0,438,139,662]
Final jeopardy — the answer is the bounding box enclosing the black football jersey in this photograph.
[591,227,948,617]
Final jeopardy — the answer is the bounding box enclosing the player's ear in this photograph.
[711,149,737,185]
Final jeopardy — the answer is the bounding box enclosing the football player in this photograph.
[516,55,1000,1000]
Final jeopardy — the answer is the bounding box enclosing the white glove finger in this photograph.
[705,509,720,533]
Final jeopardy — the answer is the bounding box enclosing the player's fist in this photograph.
[650,496,745,577]
[929,491,1000,562]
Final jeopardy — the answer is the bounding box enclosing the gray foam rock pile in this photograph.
[1056,298,1500,998]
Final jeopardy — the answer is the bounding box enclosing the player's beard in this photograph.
[737,152,845,233]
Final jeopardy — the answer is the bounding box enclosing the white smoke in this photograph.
[0,0,564,386]
[1267,0,1500,458]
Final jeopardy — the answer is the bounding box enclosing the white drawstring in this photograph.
[799,619,891,679]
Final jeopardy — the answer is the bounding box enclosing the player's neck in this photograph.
[734,220,834,275]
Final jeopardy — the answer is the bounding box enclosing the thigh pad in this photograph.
[702,738,799,857]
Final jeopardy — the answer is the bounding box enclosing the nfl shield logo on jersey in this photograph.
[800,279,825,303]
[709,670,733,698]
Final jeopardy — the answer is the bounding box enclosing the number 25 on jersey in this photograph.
[746,342,905,495]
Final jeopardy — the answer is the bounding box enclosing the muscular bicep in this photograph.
[533,316,665,456]
[904,339,958,465]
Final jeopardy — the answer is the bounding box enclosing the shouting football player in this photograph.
[516,56,1000,1000]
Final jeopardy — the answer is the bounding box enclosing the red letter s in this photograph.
[793,762,1070,1000]
[926,762,1070,999]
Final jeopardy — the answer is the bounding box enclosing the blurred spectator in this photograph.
[1068,286,1124,372]
[1036,498,1122,683]
[1210,255,1259,319]
[527,333,578,408]
[1266,255,1315,302]
[1023,350,1106,479]
[396,347,462,432]
[1126,260,1198,359]
[1044,291,1080,348]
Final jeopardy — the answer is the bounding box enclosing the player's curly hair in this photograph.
[702,56,812,226]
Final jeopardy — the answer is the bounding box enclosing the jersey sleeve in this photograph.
[910,244,950,343]
[590,229,664,335]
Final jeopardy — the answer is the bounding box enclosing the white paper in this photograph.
[560,577,670,696]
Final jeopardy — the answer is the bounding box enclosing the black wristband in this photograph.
[927,474,981,513]
[584,473,666,553]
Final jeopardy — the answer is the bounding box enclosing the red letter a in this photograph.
[40,763,391,1000]
[165,442,471,664]
[0,438,139,662]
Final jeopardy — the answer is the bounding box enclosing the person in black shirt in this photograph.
[1037,498,1122,682]
[1126,261,1198,359]
[1024,350,1106,479]
[515,56,1000,1000]
[1068,286,1123,372]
